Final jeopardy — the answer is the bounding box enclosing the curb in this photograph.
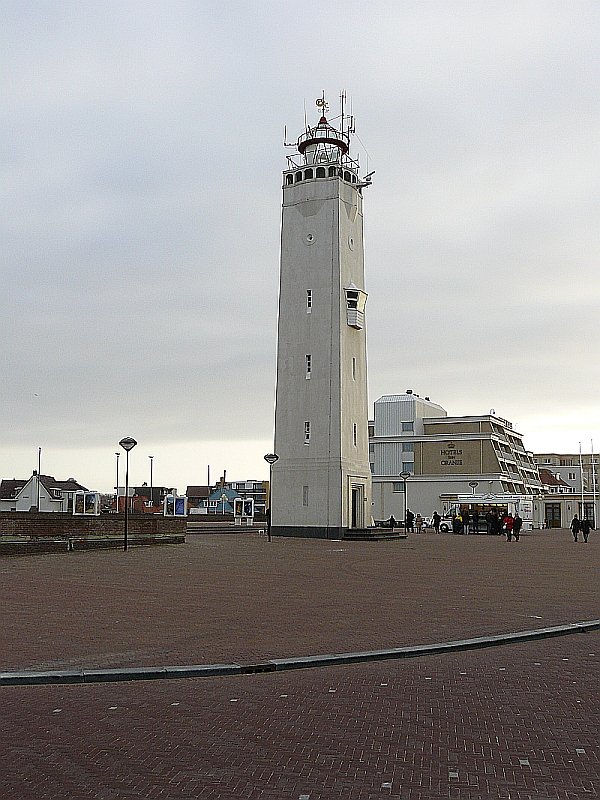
[2,619,599,687]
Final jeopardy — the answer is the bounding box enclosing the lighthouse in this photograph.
[270,94,373,539]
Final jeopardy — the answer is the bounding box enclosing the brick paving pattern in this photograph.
[0,529,598,798]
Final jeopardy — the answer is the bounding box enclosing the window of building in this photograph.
[316,167,325,178]
[401,422,414,433]
[568,472,576,480]
[306,289,312,313]
[402,462,414,474]
[295,171,303,183]
[302,485,309,506]
[305,354,311,379]
[402,443,414,452]
[285,174,293,186]
[304,421,310,445]
[304,168,313,180]
[393,482,405,493]
[328,166,337,177]
[344,171,351,182]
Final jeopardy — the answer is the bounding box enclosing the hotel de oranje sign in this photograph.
[440,442,463,467]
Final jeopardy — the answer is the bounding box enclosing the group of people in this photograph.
[390,509,423,533]
[570,515,593,542]
[389,508,594,540]
[454,509,523,539]
[483,510,523,540]
[390,508,524,538]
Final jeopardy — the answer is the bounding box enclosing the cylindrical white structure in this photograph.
[271,104,372,538]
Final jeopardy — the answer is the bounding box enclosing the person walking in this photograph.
[389,514,396,530]
[432,511,441,534]
[405,508,415,533]
[513,513,523,541]
[415,513,424,534]
[581,517,591,543]
[462,509,470,534]
[503,512,514,541]
[490,511,501,536]
[570,515,580,542]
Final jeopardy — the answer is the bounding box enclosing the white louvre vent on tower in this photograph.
[344,283,367,329]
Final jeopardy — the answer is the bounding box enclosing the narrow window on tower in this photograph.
[304,421,311,445]
[352,357,356,380]
[306,289,312,313]
[305,354,311,379]
[302,485,309,506]
[353,423,358,447]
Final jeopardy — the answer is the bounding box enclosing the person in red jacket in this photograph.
[503,513,514,541]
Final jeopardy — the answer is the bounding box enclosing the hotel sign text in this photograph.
[440,442,463,466]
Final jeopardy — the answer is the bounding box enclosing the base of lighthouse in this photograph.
[270,464,372,540]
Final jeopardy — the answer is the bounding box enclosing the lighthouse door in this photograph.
[350,484,364,529]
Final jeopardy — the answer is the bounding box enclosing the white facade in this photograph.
[271,101,372,538]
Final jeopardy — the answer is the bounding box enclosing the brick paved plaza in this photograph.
[1,529,598,798]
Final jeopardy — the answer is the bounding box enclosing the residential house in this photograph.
[0,472,88,513]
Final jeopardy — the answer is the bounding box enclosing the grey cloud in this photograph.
[2,1,599,491]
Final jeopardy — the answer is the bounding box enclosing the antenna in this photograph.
[340,89,345,136]
[303,99,308,132]
[283,124,297,148]
[283,125,295,147]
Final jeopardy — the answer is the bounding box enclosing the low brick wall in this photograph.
[0,512,186,538]
[0,513,186,556]
[188,513,267,523]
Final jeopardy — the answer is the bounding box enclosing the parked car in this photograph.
[439,516,453,532]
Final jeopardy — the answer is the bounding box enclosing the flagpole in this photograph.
[579,441,584,520]
[592,439,597,528]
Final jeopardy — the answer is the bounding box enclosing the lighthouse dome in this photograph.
[297,115,349,165]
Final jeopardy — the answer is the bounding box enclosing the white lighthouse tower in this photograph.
[271,94,373,539]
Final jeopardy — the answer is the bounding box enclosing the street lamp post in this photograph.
[149,455,154,511]
[119,437,137,551]
[264,453,279,542]
[400,470,411,528]
[115,452,120,512]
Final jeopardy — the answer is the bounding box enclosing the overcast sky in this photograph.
[2,0,599,493]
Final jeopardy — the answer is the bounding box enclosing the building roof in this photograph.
[0,479,27,500]
[208,487,239,501]
[0,474,87,500]
[39,475,88,493]
[186,485,211,496]
[538,468,571,488]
